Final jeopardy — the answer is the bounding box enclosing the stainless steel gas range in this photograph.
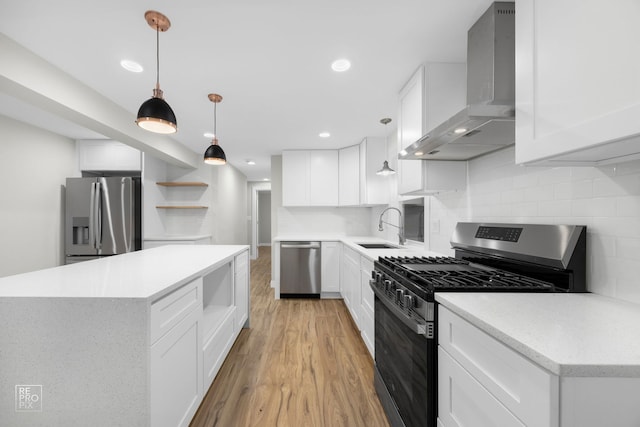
[370,222,587,427]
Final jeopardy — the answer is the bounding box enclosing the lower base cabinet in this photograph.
[203,307,236,389]
[150,249,250,427]
[360,257,375,359]
[151,308,203,427]
[340,244,375,360]
[438,306,640,427]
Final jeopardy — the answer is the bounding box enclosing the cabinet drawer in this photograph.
[203,308,236,390]
[438,347,524,427]
[234,250,248,273]
[438,307,557,427]
[151,278,203,344]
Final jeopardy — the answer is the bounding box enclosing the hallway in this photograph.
[190,246,390,426]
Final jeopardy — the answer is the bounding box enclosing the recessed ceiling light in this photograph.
[246,160,256,165]
[454,127,468,134]
[120,59,143,73]
[415,151,424,156]
[203,132,215,138]
[399,149,407,156]
[319,132,331,138]
[331,59,351,72]
[263,178,270,181]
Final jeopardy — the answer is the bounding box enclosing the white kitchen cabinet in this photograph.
[397,64,466,195]
[515,0,640,166]
[234,250,250,330]
[282,150,339,206]
[359,256,375,359]
[359,137,389,205]
[339,138,388,206]
[339,144,360,206]
[340,244,361,329]
[77,139,142,171]
[438,306,556,427]
[321,241,341,296]
[310,150,339,205]
[282,150,310,206]
[151,278,203,427]
[201,261,235,388]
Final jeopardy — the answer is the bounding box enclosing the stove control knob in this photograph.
[374,272,382,284]
[404,294,415,310]
[396,288,405,303]
[383,280,392,292]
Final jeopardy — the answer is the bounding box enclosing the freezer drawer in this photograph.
[280,241,321,298]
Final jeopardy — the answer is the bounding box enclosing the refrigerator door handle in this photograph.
[89,182,97,250]
[95,181,103,251]
[121,178,132,253]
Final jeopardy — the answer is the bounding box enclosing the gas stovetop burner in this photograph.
[375,255,555,294]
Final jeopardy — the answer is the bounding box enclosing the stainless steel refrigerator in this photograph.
[65,177,142,264]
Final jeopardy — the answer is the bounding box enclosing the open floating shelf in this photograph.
[156,181,208,187]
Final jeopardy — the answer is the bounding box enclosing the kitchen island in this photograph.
[0,244,249,427]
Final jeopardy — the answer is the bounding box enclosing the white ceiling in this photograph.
[0,0,494,181]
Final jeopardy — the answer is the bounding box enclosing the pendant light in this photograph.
[204,94,227,165]
[376,118,396,176]
[135,11,177,134]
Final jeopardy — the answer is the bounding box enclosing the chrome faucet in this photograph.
[378,207,406,246]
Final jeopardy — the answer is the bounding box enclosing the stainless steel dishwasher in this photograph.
[280,241,321,298]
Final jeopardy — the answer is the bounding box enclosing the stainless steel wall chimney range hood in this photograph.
[401,2,515,160]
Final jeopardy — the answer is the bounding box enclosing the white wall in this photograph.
[428,146,640,305]
[0,115,76,277]
[258,191,271,245]
[210,163,248,244]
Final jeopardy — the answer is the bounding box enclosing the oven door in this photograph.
[374,292,436,427]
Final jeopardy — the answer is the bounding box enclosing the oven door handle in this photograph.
[370,281,434,339]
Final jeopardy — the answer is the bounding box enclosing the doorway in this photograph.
[250,183,271,259]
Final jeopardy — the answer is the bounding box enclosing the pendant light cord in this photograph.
[213,101,217,138]
[155,25,160,89]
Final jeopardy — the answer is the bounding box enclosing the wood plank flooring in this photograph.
[190,246,390,427]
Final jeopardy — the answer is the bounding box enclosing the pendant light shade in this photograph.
[376,117,395,176]
[136,91,177,134]
[204,142,226,165]
[376,160,396,176]
[136,11,177,134]
[204,94,227,165]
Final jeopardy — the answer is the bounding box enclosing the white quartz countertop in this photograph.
[436,292,640,377]
[144,234,212,241]
[274,235,445,261]
[0,245,248,300]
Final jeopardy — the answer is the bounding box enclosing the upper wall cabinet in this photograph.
[516,0,640,166]
[338,138,389,206]
[339,144,360,206]
[359,137,389,206]
[398,64,466,195]
[77,140,142,172]
[282,150,339,206]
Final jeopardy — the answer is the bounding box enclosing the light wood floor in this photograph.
[190,246,391,427]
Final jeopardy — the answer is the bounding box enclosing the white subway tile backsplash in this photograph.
[524,183,555,202]
[429,146,640,305]
[615,237,640,261]
[538,200,572,217]
[570,198,617,217]
[554,180,593,200]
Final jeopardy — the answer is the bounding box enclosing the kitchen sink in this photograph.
[357,243,400,249]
